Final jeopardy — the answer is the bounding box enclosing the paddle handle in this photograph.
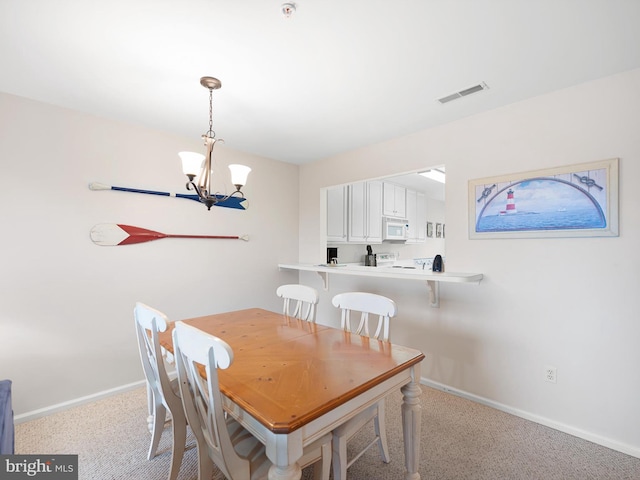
[167,234,249,241]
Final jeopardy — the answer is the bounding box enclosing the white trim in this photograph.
[14,380,146,424]
[421,378,640,460]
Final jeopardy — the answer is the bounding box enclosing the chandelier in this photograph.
[179,76,251,210]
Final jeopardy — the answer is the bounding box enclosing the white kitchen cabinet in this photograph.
[327,185,348,243]
[406,190,427,243]
[416,192,426,241]
[383,182,406,218]
[366,181,383,243]
[406,189,417,240]
[348,180,382,243]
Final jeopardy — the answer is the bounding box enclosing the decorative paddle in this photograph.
[89,182,248,210]
[90,224,249,246]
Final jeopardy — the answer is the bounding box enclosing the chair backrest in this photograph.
[172,321,248,480]
[331,292,397,341]
[134,302,175,405]
[276,284,319,322]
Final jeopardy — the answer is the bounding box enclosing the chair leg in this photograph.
[148,402,167,460]
[313,441,332,480]
[374,401,391,463]
[146,383,153,420]
[332,432,349,480]
[168,414,187,480]
[197,448,214,480]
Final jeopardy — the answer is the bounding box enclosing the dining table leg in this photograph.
[401,371,422,480]
[266,431,303,480]
[268,464,301,480]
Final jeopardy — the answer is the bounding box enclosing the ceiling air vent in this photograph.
[438,82,489,104]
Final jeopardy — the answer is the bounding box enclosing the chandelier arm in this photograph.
[185,180,203,197]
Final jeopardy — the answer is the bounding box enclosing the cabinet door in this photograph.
[406,189,417,241]
[394,185,407,218]
[416,192,426,241]
[383,182,396,217]
[366,180,383,243]
[327,185,348,242]
[348,182,367,242]
[383,183,407,218]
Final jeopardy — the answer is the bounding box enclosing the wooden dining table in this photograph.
[158,308,425,480]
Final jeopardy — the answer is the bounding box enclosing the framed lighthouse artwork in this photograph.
[468,158,619,239]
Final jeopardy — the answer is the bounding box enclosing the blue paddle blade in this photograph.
[193,194,247,210]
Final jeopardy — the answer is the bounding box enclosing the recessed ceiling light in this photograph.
[419,168,446,183]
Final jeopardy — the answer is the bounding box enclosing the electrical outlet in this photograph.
[545,366,557,383]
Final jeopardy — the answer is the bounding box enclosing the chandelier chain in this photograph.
[207,87,215,139]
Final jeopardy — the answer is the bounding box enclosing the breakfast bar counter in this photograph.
[278,263,483,308]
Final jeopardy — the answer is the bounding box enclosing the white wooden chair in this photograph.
[134,302,187,480]
[276,284,319,322]
[172,321,332,480]
[330,292,397,480]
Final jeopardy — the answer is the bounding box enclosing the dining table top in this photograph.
[158,307,424,434]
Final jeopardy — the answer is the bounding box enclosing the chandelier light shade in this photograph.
[178,151,205,179]
[180,76,251,210]
[228,164,252,189]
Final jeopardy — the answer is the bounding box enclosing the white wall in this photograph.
[0,93,301,415]
[3,68,639,456]
[298,69,640,456]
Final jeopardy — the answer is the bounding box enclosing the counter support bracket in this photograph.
[316,271,330,291]
[426,280,440,308]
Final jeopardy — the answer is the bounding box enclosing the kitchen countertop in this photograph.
[278,263,483,307]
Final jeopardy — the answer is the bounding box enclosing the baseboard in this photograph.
[15,376,640,460]
[421,378,640,460]
[14,380,147,424]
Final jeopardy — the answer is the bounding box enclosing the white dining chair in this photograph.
[134,302,187,480]
[172,321,332,480]
[330,292,397,480]
[276,284,319,322]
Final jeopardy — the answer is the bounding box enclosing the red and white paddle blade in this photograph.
[90,224,130,246]
[90,224,164,246]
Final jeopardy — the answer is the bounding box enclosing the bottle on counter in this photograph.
[432,254,444,272]
[364,245,377,266]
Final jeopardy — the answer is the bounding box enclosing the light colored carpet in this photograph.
[15,385,640,479]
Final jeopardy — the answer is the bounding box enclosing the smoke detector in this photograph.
[282,3,296,18]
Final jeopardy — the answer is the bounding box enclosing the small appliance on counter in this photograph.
[326,247,338,265]
[364,245,377,266]
[375,252,398,267]
[432,254,444,272]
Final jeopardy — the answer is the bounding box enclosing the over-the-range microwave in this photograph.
[383,217,409,241]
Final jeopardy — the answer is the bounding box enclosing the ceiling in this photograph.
[1,1,640,165]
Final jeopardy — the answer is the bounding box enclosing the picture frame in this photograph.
[469,158,619,239]
[426,222,433,238]
[436,223,442,238]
